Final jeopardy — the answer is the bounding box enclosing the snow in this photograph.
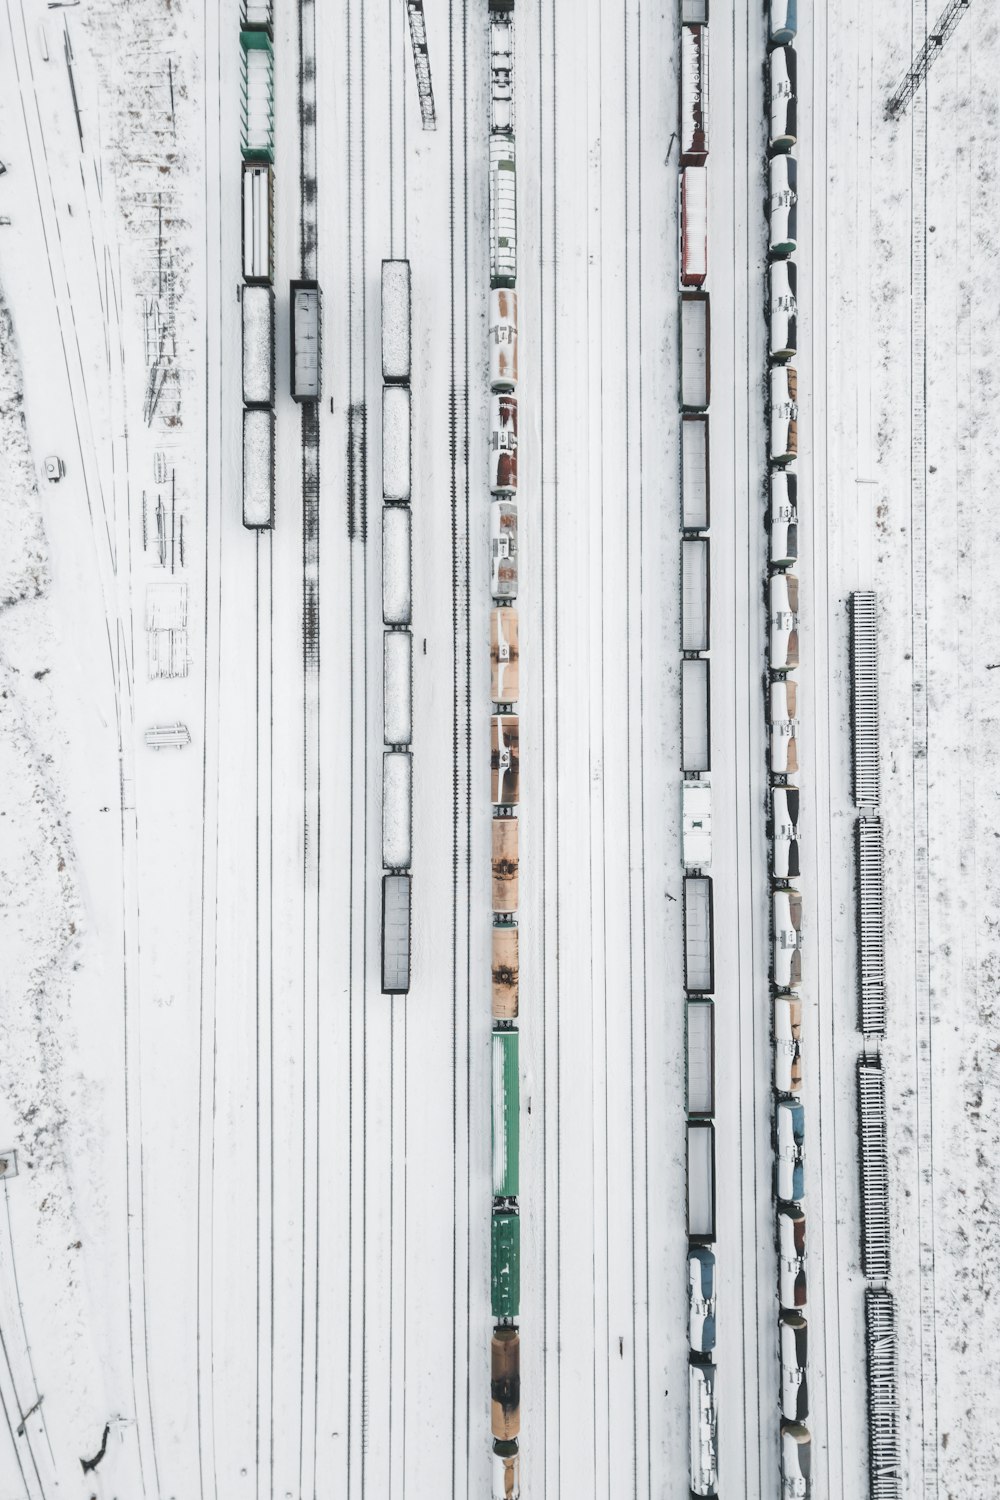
[381,383,411,504]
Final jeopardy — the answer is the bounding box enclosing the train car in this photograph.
[492,925,519,1020]
[773,888,803,990]
[492,814,519,914]
[242,406,275,530]
[491,1212,521,1320]
[687,1121,716,1241]
[780,1421,812,1498]
[490,393,518,493]
[780,1312,809,1422]
[492,1029,520,1199]
[490,133,517,287]
[383,630,413,747]
[769,469,798,568]
[242,286,275,408]
[684,874,714,994]
[381,873,412,995]
[491,500,519,600]
[680,292,711,411]
[492,1439,521,1500]
[491,713,520,805]
[769,45,798,154]
[776,1100,805,1203]
[383,505,412,625]
[778,1205,807,1311]
[686,1000,715,1117]
[490,14,514,134]
[689,1360,719,1497]
[682,657,711,774]
[382,751,413,870]
[381,259,411,384]
[491,607,520,704]
[688,1246,717,1354]
[681,166,708,287]
[769,259,798,361]
[241,0,273,33]
[770,364,798,464]
[383,384,412,503]
[682,0,709,20]
[770,677,799,777]
[770,571,800,671]
[490,288,518,391]
[240,28,274,162]
[770,786,801,880]
[683,780,712,868]
[290,279,321,401]
[681,414,710,532]
[242,162,274,282]
[769,0,798,48]
[681,536,710,653]
[773,995,803,1097]
[491,1328,521,1441]
[680,25,708,166]
[769,152,798,257]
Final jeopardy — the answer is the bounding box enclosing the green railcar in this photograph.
[240,30,275,163]
[491,1210,520,1320]
[491,1028,519,1198]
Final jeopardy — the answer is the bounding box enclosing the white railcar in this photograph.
[770,571,800,671]
[489,16,514,134]
[770,470,799,567]
[490,133,517,287]
[780,1312,809,1422]
[490,288,518,391]
[681,166,708,288]
[688,1247,717,1354]
[382,751,413,870]
[770,364,798,464]
[769,153,798,257]
[383,505,412,626]
[773,888,803,990]
[774,996,803,1097]
[680,25,708,165]
[383,385,412,503]
[489,393,518,494]
[769,259,798,361]
[769,45,798,153]
[780,1420,812,1499]
[381,259,411,383]
[770,786,801,880]
[490,500,518,600]
[770,677,799,777]
[242,163,273,282]
[383,630,413,748]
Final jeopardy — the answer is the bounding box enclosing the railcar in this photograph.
[778,1204,807,1311]
[680,25,708,166]
[381,259,412,384]
[242,284,275,408]
[681,166,708,288]
[681,414,710,531]
[242,406,275,530]
[242,162,274,282]
[681,536,710,653]
[240,28,274,162]
[382,751,413,870]
[686,1000,715,1117]
[770,571,800,671]
[687,1121,716,1241]
[770,786,801,880]
[768,152,797,257]
[770,364,798,464]
[682,658,711,774]
[491,500,519,600]
[490,15,514,134]
[491,1328,521,1441]
[769,469,798,568]
[492,815,519,914]
[490,134,517,287]
[780,1312,809,1422]
[383,631,413,748]
[290,279,321,402]
[769,45,797,154]
[491,713,520,805]
[492,1439,521,1500]
[780,1420,812,1498]
[490,288,518,391]
[492,1028,520,1199]
[769,259,798,361]
[680,291,711,411]
[688,1247,717,1353]
[490,393,518,494]
[383,384,412,502]
[773,996,803,1097]
[769,677,799,777]
[773,888,803,990]
[683,780,713,868]
[769,0,798,47]
[491,607,520,704]
[383,505,412,625]
[776,1100,805,1203]
[492,925,519,1020]
[689,1360,719,1496]
[381,874,412,995]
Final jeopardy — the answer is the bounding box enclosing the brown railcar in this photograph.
[491,1328,520,1441]
[491,714,520,805]
[491,608,520,704]
[492,926,519,1020]
[492,816,519,913]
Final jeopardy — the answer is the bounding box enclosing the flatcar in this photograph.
[773,888,803,990]
[781,1420,812,1499]
[770,785,801,880]
[769,677,799,777]
[769,470,799,568]
[769,259,798,362]
[490,288,518,391]
[774,996,803,1097]
[490,393,518,494]
[769,0,798,48]
[491,500,518,600]
[769,571,800,671]
[769,45,797,154]
[775,1099,805,1203]
[688,1247,717,1354]
[780,1312,808,1422]
[491,1328,521,1441]
[778,1204,807,1311]
[770,364,798,464]
[769,152,797,257]
[491,607,520,704]
[681,166,708,288]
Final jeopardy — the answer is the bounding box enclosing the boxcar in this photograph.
[491,1328,521,1441]
[492,1029,520,1199]
[491,713,520,805]
[680,292,711,411]
[683,780,713,868]
[491,500,519,600]
[681,414,710,532]
[780,1312,809,1422]
[492,815,519,914]
[492,925,519,1020]
[490,393,518,494]
[491,607,520,704]
[490,288,518,391]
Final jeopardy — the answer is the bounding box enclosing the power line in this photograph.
[886,0,971,118]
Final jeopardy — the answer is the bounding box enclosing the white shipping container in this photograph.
[683,781,712,868]
[383,385,412,503]
[242,284,275,407]
[383,630,413,747]
[243,407,275,529]
[381,259,411,383]
[382,751,413,870]
[382,505,412,625]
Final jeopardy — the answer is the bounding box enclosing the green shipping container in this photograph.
[491,1211,520,1319]
[492,1028,519,1198]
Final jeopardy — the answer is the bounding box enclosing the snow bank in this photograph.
[0,296,48,605]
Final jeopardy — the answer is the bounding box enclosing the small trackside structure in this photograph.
[381,874,412,994]
[856,817,886,1033]
[684,875,714,994]
[290,279,321,402]
[849,590,881,806]
[242,407,275,529]
[865,1289,902,1500]
[145,723,191,750]
[680,291,711,411]
[857,1056,890,1279]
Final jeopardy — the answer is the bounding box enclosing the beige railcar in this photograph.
[491,1328,520,1441]
[491,608,520,704]
[491,713,520,805]
[492,816,519,913]
[492,926,519,1020]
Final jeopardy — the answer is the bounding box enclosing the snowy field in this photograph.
[0,0,997,1497]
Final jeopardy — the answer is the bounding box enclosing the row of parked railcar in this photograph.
[487,6,522,1498]
[239,3,277,529]
[762,9,811,1497]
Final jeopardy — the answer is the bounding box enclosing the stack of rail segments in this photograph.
[380,260,414,996]
[239,0,276,530]
[848,593,900,1494]
[763,6,811,1496]
[678,6,719,1497]
[487,5,521,1496]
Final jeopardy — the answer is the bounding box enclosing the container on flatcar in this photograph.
[490,15,514,134]
[492,815,519,913]
[780,1312,809,1422]
[776,1100,805,1203]
[492,1439,521,1500]
[770,786,801,880]
[769,469,799,568]
[490,134,517,288]
[381,259,411,383]
[769,152,798,257]
[491,713,520,805]
[492,1029,520,1199]
[778,1205,807,1311]
[491,1328,521,1441]
[490,288,518,391]
[769,45,798,154]
[769,259,798,362]
[688,1246,717,1353]
[681,166,708,288]
[770,677,799,777]
[770,572,800,671]
[491,1213,520,1321]
[769,0,798,47]
[773,888,803,990]
[781,1421,812,1497]
[491,607,520,704]
[383,384,412,503]
[680,25,709,166]
[680,292,711,411]
[770,364,798,464]
[492,925,519,1020]
[689,1359,719,1497]
[491,500,519,600]
[774,995,803,1097]
[490,393,518,494]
